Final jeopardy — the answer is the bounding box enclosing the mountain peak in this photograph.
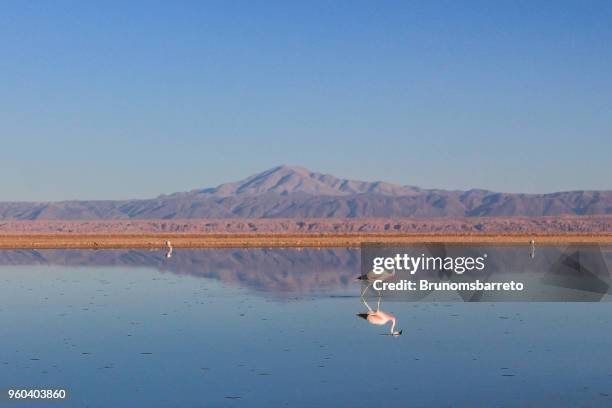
[3,165,612,220]
[272,164,310,173]
[188,165,421,197]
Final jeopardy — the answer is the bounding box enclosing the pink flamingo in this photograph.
[357,293,402,336]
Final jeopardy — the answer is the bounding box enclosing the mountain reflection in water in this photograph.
[0,248,360,294]
[1,246,610,298]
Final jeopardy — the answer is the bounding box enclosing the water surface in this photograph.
[1,248,611,407]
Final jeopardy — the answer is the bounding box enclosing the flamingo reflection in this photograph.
[357,267,396,298]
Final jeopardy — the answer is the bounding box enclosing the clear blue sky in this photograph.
[2,0,611,201]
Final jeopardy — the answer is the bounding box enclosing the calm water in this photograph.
[1,248,612,407]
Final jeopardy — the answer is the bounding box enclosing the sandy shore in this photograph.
[1,233,611,249]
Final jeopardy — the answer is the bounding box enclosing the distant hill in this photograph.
[1,165,610,220]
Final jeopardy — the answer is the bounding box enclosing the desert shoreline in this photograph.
[1,233,611,249]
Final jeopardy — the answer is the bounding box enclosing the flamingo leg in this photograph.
[362,297,374,313]
[360,281,372,299]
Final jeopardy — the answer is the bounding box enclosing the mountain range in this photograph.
[1,165,611,220]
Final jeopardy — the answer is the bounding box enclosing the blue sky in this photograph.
[1,1,611,200]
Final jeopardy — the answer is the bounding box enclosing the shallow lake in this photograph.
[1,248,611,407]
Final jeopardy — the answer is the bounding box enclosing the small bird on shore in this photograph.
[165,240,173,259]
[530,239,536,259]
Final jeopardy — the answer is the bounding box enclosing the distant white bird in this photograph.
[530,239,536,259]
[165,240,173,259]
